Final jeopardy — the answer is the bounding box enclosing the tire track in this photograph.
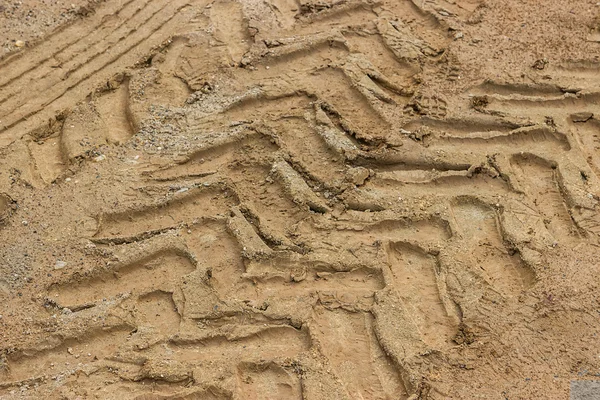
[510,154,582,244]
[48,251,195,310]
[95,184,237,242]
[0,0,153,104]
[469,79,600,240]
[570,115,600,177]
[0,0,205,147]
[386,241,458,349]
[0,0,141,88]
[0,327,134,386]
[312,310,404,400]
[449,199,535,298]
[0,0,175,114]
[3,0,592,398]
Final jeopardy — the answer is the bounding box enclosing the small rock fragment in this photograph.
[531,59,548,70]
[348,167,370,186]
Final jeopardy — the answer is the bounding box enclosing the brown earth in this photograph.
[0,0,600,399]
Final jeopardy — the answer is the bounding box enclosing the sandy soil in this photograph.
[0,0,600,398]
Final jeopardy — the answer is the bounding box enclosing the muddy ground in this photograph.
[0,0,600,399]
